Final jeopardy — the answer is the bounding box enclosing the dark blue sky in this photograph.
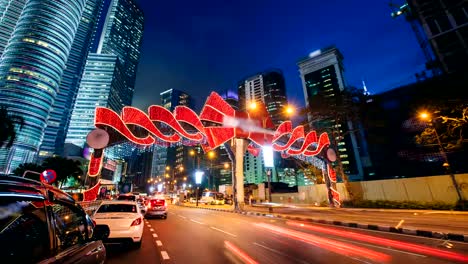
[132,0,426,110]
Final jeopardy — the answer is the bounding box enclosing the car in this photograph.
[136,197,147,214]
[92,200,144,248]
[0,175,110,264]
[145,197,168,219]
[117,194,137,201]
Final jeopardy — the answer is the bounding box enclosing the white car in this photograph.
[93,200,144,248]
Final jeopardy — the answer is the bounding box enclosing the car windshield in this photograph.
[97,204,137,213]
[117,195,135,201]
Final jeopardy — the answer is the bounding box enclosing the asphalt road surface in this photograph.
[106,205,468,264]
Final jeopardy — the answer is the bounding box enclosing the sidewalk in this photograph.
[179,202,468,242]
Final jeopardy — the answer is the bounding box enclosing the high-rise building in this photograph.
[97,0,144,106]
[238,69,287,126]
[65,53,125,147]
[151,89,192,186]
[0,0,86,173]
[65,0,144,150]
[39,0,104,158]
[297,46,365,181]
[0,0,27,55]
[407,0,468,74]
[238,70,288,184]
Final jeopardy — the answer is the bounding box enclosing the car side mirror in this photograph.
[92,224,110,241]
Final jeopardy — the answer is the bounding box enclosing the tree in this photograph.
[12,163,45,180]
[300,87,370,200]
[416,105,468,151]
[42,156,83,187]
[0,105,24,149]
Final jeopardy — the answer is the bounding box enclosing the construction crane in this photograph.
[389,1,441,77]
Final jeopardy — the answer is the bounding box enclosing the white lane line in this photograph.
[161,251,170,260]
[150,228,155,232]
[156,240,163,246]
[152,233,158,238]
[253,242,309,264]
[178,215,187,219]
[210,226,237,237]
[190,219,204,225]
[146,224,151,227]
[333,237,427,258]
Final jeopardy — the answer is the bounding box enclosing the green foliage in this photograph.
[42,156,83,186]
[12,163,45,180]
[342,199,467,211]
[415,104,468,151]
[0,105,25,149]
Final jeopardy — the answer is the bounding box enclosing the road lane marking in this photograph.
[178,215,187,219]
[150,228,154,232]
[253,242,309,264]
[156,240,163,246]
[161,251,170,260]
[152,233,158,238]
[190,219,204,225]
[147,224,151,227]
[333,237,427,258]
[210,226,237,237]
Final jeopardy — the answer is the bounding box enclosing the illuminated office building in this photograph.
[0,0,86,173]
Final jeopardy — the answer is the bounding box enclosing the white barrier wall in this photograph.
[271,174,468,204]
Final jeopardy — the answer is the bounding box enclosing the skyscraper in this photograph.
[152,89,192,186]
[39,0,104,158]
[0,0,86,173]
[64,53,125,147]
[407,0,468,74]
[297,46,364,180]
[0,0,27,55]
[238,69,288,184]
[65,0,144,149]
[238,69,287,126]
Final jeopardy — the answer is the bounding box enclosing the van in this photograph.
[200,191,225,205]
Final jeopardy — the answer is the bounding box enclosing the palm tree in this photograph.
[0,105,25,149]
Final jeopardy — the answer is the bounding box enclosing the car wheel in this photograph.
[133,240,142,249]
[163,214,167,219]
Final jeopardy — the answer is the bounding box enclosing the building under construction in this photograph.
[392,0,468,75]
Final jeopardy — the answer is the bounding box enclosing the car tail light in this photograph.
[131,217,142,226]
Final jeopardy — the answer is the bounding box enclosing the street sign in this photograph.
[40,170,56,184]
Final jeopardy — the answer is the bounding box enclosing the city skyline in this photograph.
[132,0,426,110]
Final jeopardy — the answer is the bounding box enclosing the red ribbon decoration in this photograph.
[83,180,101,202]
[89,92,331,176]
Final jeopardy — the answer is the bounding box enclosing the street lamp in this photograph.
[285,105,295,116]
[207,151,216,190]
[419,111,463,201]
[195,170,204,207]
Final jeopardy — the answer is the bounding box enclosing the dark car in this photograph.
[117,194,137,201]
[0,176,110,264]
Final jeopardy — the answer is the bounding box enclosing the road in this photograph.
[107,205,468,264]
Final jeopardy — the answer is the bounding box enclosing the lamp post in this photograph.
[419,112,463,201]
[195,170,204,207]
[208,150,216,190]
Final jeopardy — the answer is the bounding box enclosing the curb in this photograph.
[177,204,468,243]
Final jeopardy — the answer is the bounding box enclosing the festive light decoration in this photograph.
[89,91,340,206]
[83,180,101,201]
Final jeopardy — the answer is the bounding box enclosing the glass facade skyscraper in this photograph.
[65,53,125,147]
[0,0,86,173]
[97,0,144,106]
[0,0,27,55]
[39,0,105,158]
[65,0,144,153]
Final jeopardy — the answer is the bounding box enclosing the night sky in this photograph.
[132,0,426,110]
